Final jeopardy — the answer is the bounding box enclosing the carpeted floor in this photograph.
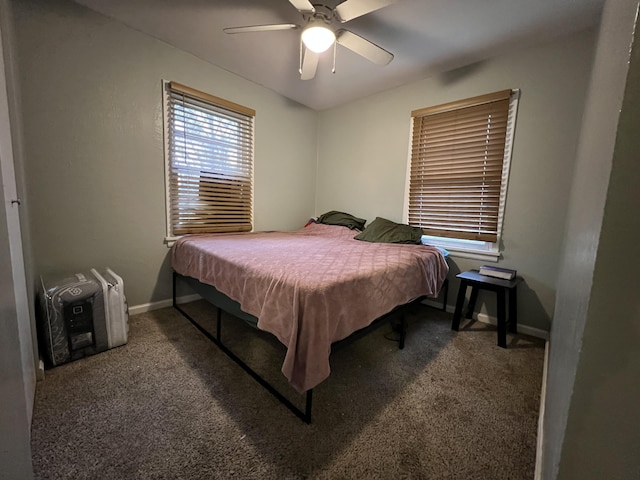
[31,301,544,479]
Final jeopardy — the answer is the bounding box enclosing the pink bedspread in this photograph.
[172,223,449,393]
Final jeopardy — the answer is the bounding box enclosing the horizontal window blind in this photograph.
[166,82,255,235]
[408,90,512,242]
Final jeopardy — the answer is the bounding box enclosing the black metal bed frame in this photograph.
[172,271,423,424]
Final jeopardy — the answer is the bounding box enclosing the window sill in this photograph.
[441,246,501,262]
[164,236,179,248]
[421,235,501,262]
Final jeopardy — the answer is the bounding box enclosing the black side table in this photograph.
[451,269,522,348]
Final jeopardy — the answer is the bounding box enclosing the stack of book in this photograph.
[479,265,517,280]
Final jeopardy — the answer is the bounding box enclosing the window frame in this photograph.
[162,80,255,246]
[403,89,520,261]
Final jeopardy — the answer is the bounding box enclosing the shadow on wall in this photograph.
[437,60,487,86]
[149,248,193,305]
[442,257,552,334]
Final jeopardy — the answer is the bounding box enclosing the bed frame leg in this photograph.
[304,390,313,424]
[216,307,222,341]
[172,271,177,308]
[399,310,407,350]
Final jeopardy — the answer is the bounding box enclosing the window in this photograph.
[405,89,518,259]
[164,81,255,241]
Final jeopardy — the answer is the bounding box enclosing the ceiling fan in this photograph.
[223,0,397,80]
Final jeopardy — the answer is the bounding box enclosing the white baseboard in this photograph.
[534,340,550,480]
[36,359,45,382]
[422,299,549,340]
[128,294,202,316]
[475,312,549,340]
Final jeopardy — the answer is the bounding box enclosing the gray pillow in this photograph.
[354,217,423,244]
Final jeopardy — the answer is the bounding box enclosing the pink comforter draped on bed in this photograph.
[172,223,449,393]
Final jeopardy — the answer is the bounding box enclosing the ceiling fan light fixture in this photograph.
[301,23,336,53]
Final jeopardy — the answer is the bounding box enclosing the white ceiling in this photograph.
[73,0,604,111]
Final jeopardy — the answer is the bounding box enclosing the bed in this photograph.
[171,221,449,421]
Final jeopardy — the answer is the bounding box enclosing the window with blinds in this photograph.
[408,89,516,243]
[165,81,255,237]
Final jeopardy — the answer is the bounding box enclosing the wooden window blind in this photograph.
[408,90,513,242]
[166,82,255,236]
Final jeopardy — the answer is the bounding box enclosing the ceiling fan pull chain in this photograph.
[299,37,303,75]
[332,41,337,74]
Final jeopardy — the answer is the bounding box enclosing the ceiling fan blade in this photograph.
[334,0,398,22]
[336,29,393,65]
[224,24,299,34]
[300,48,319,80]
[289,0,315,14]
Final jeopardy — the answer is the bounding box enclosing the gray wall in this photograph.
[543,0,640,478]
[11,0,318,307]
[316,30,596,332]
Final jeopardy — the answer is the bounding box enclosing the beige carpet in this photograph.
[31,300,544,479]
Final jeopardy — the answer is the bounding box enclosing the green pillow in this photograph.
[354,217,423,244]
[316,211,367,231]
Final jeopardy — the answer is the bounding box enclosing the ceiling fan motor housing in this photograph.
[306,4,335,23]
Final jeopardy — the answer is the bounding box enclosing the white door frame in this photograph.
[0,14,35,480]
